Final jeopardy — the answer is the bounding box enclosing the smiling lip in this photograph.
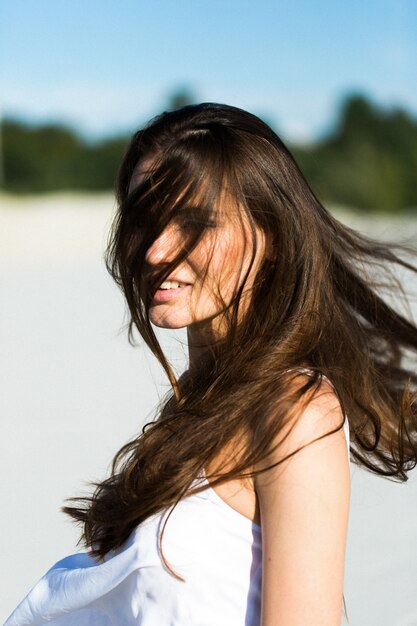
[153,284,192,303]
[163,276,192,284]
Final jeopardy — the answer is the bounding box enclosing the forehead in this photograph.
[126,156,259,237]
[128,157,155,194]
[128,156,226,215]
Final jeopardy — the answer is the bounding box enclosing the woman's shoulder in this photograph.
[254,366,349,481]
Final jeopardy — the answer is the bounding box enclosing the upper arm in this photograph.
[254,378,350,626]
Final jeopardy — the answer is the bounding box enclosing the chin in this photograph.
[149,314,191,330]
[152,321,189,330]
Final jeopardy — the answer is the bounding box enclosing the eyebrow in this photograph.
[177,204,218,216]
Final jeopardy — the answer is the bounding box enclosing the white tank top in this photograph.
[5,395,350,626]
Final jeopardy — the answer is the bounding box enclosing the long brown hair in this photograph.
[63,104,417,598]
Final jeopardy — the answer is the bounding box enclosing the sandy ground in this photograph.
[0,192,117,267]
[1,191,417,260]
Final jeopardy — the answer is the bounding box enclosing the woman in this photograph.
[5,103,417,626]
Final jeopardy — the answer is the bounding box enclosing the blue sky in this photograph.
[1,0,416,142]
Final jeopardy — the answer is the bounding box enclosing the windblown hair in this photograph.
[63,103,417,596]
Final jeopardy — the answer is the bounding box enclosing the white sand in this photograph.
[1,193,417,266]
[0,192,117,267]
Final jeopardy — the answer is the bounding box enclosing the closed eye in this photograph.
[180,219,218,230]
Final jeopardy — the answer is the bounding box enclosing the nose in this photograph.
[145,223,182,265]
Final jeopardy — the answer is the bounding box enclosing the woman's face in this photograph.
[129,160,266,344]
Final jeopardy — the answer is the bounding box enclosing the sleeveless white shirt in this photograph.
[4,393,350,626]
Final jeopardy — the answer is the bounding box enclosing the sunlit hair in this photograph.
[63,103,417,620]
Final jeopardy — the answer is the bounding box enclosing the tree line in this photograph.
[1,92,416,212]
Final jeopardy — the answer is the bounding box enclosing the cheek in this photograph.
[188,229,248,295]
[212,239,246,294]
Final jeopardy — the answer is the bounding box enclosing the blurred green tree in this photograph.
[2,119,128,193]
[291,94,417,212]
[166,87,197,110]
[1,92,416,212]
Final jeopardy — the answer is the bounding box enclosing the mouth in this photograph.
[152,283,192,303]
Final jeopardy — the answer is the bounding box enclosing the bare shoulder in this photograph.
[255,373,347,486]
[254,373,350,625]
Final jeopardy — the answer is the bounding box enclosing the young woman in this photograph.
[5,103,417,626]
